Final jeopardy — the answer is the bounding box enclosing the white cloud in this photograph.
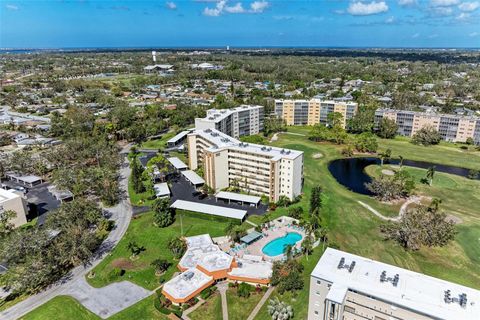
[165,1,177,10]
[5,4,18,10]
[431,6,454,15]
[225,2,245,13]
[428,33,439,38]
[469,31,479,36]
[203,0,226,16]
[347,1,389,16]
[412,32,420,38]
[398,0,417,6]
[250,1,269,13]
[203,0,269,16]
[456,11,471,20]
[430,0,460,7]
[458,1,480,11]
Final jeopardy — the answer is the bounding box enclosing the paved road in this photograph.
[0,147,135,320]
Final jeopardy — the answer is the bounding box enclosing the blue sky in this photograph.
[1,0,479,48]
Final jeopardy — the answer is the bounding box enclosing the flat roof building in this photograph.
[153,183,170,198]
[195,105,264,138]
[167,157,188,171]
[187,128,303,202]
[275,99,358,129]
[215,191,261,207]
[375,108,480,144]
[308,248,480,320]
[0,188,28,228]
[167,130,193,148]
[181,170,205,187]
[162,234,272,304]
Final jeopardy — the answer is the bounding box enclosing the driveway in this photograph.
[0,146,136,320]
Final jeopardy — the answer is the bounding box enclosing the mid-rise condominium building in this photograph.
[0,188,28,228]
[274,99,358,128]
[187,128,303,202]
[308,248,480,320]
[375,108,480,144]
[195,105,264,138]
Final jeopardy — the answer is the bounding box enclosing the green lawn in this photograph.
[189,293,222,320]
[141,131,177,150]
[365,164,480,222]
[227,287,266,320]
[20,295,168,320]
[87,211,233,290]
[20,296,98,320]
[127,177,155,206]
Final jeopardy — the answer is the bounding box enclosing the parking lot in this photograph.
[169,173,268,216]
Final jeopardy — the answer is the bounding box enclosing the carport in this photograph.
[6,172,43,187]
[168,157,188,171]
[170,200,247,221]
[181,170,205,187]
[215,191,261,208]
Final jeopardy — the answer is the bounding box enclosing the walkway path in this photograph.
[358,196,423,222]
[270,131,306,143]
[218,281,229,320]
[182,297,205,320]
[0,146,137,320]
[247,286,275,320]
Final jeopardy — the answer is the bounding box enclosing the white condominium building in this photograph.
[187,128,303,202]
[195,105,264,138]
[375,108,480,144]
[308,248,480,320]
[0,188,28,228]
[274,99,358,128]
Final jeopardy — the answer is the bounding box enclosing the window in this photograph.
[316,280,321,285]
[344,306,355,314]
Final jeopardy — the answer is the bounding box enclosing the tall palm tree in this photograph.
[398,155,404,170]
[426,166,436,186]
[379,148,392,166]
[284,244,294,260]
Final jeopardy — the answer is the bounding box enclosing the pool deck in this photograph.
[227,217,306,261]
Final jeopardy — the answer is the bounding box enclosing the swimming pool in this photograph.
[262,232,303,257]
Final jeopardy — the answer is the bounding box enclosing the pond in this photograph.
[262,232,303,257]
[328,157,480,196]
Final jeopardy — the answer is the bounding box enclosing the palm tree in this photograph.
[301,235,313,260]
[398,155,404,170]
[267,297,294,320]
[426,166,436,186]
[284,244,294,260]
[379,148,392,166]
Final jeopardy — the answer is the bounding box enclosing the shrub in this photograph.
[354,132,378,153]
[287,206,304,219]
[341,146,354,157]
[151,258,171,274]
[237,282,253,298]
[200,286,216,299]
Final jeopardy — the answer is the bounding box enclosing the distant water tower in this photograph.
[152,51,157,63]
[226,45,230,51]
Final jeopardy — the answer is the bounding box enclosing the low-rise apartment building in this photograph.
[308,248,480,320]
[187,128,303,202]
[0,188,28,228]
[375,108,480,144]
[195,105,264,138]
[274,99,358,128]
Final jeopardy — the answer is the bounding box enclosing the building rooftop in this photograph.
[228,257,273,281]
[192,128,302,160]
[170,200,247,220]
[167,157,188,170]
[181,170,205,186]
[167,130,192,144]
[198,105,263,123]
[162,268,213,301]
[153,183,170,197]
[311,248,480,320]
[0,188,21,203]
[180,245,233,272]
[215,191,261,204]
